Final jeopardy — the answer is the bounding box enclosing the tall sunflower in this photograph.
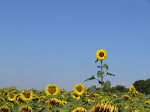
[18,105,33,112]
[45,84,59,95]
[96,49,107,61]
[0,106,11,112]
[73,83,86,96]
[20,90,33,101]
[7,92,16,101]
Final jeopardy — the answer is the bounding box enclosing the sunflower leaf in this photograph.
[107,72,115,76]
[103,64,108,70]
[95,59,98,63]
[84,75,95,82]
[97,66,101,68]
[97,71,104,78]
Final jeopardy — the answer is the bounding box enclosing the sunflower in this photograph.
[0,105,11,112]
[20,90,33,101]
[71,107,87,112]
[73,83,86,96]
[7,92,16,101]
[89,103,118,112]
[125,105,132,110]
[32,95,39,102]
[45,84,59,96]
[122,94,131,101]
[15,94,25,104]
[45,98,61,105]
[5,102,14,108]
[144,101,149,104]
[112,94,118,98]
[18,105,33,112]
[0,96,5,103]
[60,100,67,106]
[71,92,81,100]
[131,109,140,112]
[129,85,136,92]
[86,93,102,102]
[3,90,8,96]
[45,98,62,109]
[96,49,107,61]
[38,90,44,94]
[38,96,46,103]
[132,91,139,97]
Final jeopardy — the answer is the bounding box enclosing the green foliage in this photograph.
[104,81,111,90]
[103,64,108,70]
[97,71,104,78]
[109,85,128,93]
[84,75,95,82]
[106,72,115,76]
[85,59,115,93]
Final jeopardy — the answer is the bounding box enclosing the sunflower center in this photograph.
[48,87,56,94]
[0,97,5,102]
[0,108,9,112]
[99,52,104,57]
[76,86,82,92]
[24,93,31,98]
[9,93,14,98]
[21,106,32,112]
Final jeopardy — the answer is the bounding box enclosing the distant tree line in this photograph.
[133,78,150,95]
[87,78,150,95]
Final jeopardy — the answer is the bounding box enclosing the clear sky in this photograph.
[0,0,150,92]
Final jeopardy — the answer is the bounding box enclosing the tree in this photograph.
[133,79,150,95]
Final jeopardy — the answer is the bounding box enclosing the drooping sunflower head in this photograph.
[20,90,33,101]
[125,105,132,110]
[7,92,16,101]
[45,97,62,109]
[71,106,87,112]
[86,93,102,102]
[129,85,136,92]
[45,84,59,96]
[18,105,33,112]
[73,83,86,96]
[112,94,118,98]
[131,109,140,112]
[144,101,149,104]
[89,103,118,112]
[96,49,107,61]
[122,94,131,101]
[0,105,11,112]
[132,91,139,97]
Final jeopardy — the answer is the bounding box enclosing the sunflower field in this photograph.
[0,49,150,112]
[0,84,150,112]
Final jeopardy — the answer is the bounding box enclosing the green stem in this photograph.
[101,61,103,93]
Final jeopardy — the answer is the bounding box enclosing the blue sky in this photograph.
[0,0,150,91]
